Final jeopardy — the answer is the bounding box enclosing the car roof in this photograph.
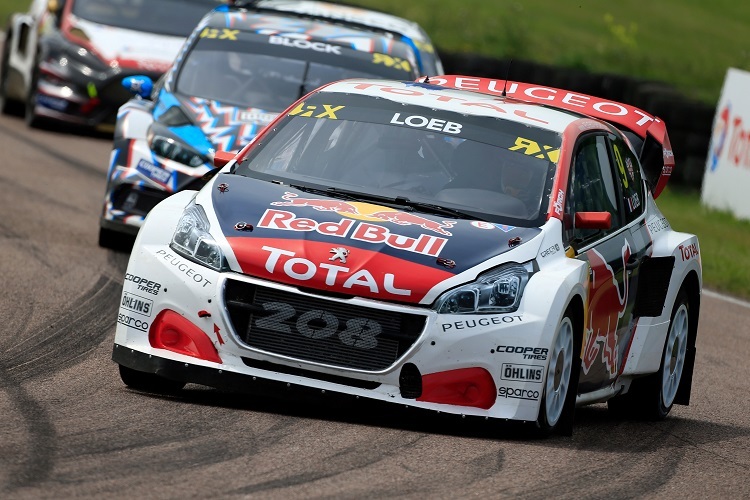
[248,0,430,42]
[204,7,419,60]
[317,79,583,133]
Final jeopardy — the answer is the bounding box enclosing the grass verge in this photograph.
[657,189,750,301]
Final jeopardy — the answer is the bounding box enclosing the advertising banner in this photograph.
[702,68,750,220]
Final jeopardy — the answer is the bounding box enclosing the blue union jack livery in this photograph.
[99,1,435,247]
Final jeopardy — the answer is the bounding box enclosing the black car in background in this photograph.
[0,0,222,131]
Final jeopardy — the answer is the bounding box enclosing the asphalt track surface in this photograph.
[0,113,749,499]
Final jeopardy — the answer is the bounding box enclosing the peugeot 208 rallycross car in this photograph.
[112,76,701,436]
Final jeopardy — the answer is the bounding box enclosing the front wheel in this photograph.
[536,311,580,436]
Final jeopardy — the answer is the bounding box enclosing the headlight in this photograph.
[434,262,532,314]
[148,129,207,167]
[170,202,227,271]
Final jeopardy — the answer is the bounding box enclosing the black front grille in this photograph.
[111,184,169,216]
[224,279,427,371]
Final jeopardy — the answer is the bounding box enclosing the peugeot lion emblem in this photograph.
[329,247,349,263]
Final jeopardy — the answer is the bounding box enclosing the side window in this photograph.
[610,136,645,224]
[565,134,620,246]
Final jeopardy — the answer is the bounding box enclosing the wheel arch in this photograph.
[673,269,700,405]
[538,292,585,436]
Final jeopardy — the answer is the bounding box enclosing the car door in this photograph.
[564,133,648,392]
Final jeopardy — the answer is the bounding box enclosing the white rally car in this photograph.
[112,76,701,436]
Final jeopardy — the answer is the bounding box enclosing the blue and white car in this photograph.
[98,2,427,248]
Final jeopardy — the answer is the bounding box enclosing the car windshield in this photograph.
[71,0,221,37]
[234,92,561,226]
[176,39,417,111]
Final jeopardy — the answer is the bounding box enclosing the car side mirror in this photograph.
[213,150,236,168]
[122,76,154,99]
[575,211,611,230]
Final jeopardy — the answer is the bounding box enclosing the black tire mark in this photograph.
[513,411,685,499]
[0,232,54,270]
[0,120,105,180]
[229,433,429,496]
[60,397,299,480]
[0,171,89,215]
[106,249,130,278]
[0,274,119,493]
[362,444,505,499]
[3,275,120,382]
[0,373,56,493]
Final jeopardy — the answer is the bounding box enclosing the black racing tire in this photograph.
[0,32,23,116]
[119,364,186,393]
[608,289,690,420]
[98,226,135,252]
[535,307,581,437]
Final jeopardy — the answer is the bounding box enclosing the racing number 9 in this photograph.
[254,302,381,349]
[612,143,629,189]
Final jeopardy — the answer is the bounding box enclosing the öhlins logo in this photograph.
[121,292,153,317]
[501,363,543,383]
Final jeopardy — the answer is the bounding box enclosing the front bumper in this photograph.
[35,59,161,130]
[113,241,552,422]
[101,138,210,234]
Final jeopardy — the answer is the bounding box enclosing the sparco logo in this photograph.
[501,363,543,383]
[497,386,540,400]
[117,313,149,332]
[124,273,161,295]
[496,345,548,360]
[121,292,153,317]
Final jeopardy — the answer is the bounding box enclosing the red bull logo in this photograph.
[367,210,455,236]
[271,192,360,214]
[257,209,448,257]
[582,241,631,378]
[268,192,455,236]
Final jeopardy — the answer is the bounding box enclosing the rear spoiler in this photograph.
[424,75,674,198]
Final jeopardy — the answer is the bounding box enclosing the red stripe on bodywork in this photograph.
[226,237,454,303]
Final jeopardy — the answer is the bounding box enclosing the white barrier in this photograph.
[702,68,750,220]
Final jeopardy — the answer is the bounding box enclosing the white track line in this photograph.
[704,289,750,309]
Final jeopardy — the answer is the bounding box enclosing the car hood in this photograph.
[178,96,279,154]
[211,175,542,304]
[67,17,186,73]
